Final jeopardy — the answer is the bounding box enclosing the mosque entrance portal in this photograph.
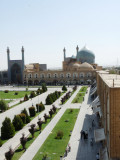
[11,63,22,83]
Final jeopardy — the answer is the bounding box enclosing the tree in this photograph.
[24,94,29,101]
[20,133,27,150]
[42,83,47,92]
[0,100,8,112]
[29,124,36,138]
[21,108,31,123]
[29,106,36,117]
[19,113,26,124]
[37,118,43,132]
[46,95,53,105]
[1,117,15,140]
[12,115,24,131]
[29,91,36,98]
[62,85,67,92]
[5,147,14,160]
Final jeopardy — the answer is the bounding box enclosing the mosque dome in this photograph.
[80,62,94,70]
[72,63,81,68]
[76,46,95,64]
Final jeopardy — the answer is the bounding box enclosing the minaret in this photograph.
[7,47,11,83]
[76,45,79,54]
[21,46,24,68]
[7,47,10,63]
[63,47,66,61]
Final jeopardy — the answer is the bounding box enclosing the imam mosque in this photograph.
[0,45,102,85]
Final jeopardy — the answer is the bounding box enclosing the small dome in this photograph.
[80,62,94,69]
[76,46,95,64]
[72,63,81,68]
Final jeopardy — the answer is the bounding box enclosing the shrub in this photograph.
[69,109,73,113]
[46,95,53,105]
[29,91,36,98]
[0,138,3,147]
[29,106,36,117]
[40,89,43,94]
[42,153,48,160]
[42,83,47,92]
[55,130,64,139]
[62,85,67,91]
[12,115,24,131]
[24,94,29,101]
[19,113,26,124]
[14,92,18,95]
[36,89,40,95]
[36,102,45,112]
[21,108,31,123]
[55,91,60,98]
[26,87,28,91]
[1,117,15,140]
[0,100,8,112]
[4,90,9,93]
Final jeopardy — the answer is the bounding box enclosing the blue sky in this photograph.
[0,0,120,70]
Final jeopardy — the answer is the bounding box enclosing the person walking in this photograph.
[96,153,100,160]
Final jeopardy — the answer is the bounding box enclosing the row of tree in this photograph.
[0,102,45,142]
[24,83,47,101]
[61,85,77,104]
[4,105,57,160]
[46,91,61,105]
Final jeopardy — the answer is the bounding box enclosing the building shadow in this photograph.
[76,112,102,160]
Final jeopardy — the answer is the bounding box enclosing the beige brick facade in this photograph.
[97,73,120,159]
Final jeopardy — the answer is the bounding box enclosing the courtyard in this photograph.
[0,85,102,160]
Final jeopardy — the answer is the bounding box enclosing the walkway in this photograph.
[64,87,101,160]
[0,87,73,160]
[19,86,81,160]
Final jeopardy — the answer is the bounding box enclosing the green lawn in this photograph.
[79,86,88,92]
[12,110,59,160]
[33,109,79,160]
[0,91,31,99]
[72,86,88,103]
[5,100,13,104]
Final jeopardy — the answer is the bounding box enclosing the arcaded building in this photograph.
[96,72,120,159]
[23,46,102,85]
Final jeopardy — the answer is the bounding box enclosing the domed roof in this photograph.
[72,63,81,68]
[76,46,95,64]
[80,62,94,69]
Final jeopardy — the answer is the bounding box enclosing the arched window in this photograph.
[60,73,64,78]
[87,72,92,77]
[66,73,71,78]
[28,73,32,78]
[47,73,51,78]
[53,73,58,78]
[40,74,45,78]
[73,73,78,78]
[80,72,84,78]
[34,73,38,78]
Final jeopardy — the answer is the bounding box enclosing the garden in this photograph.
[33,109,79,160]
[72,86,88,103]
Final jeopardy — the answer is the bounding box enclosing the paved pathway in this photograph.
[19,86,81,160]
[0,88,73,160]
[64,87,101,160]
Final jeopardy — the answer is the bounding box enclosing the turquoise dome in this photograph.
[76,46,95,64]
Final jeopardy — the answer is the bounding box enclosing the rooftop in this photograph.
[99,73,120,88]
